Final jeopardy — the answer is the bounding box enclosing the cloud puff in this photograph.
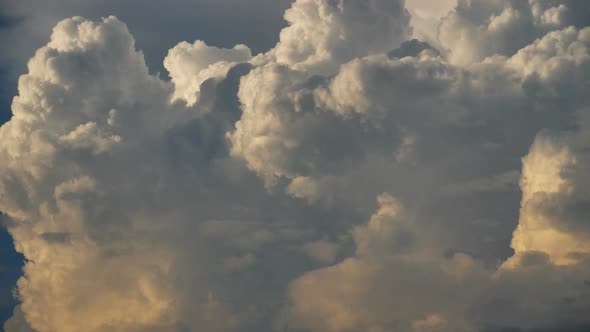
[0,16,186,332]
[504,110,590,266]
[273,0,412,74]
[438,0,590,66]
[0,15,270,332]
[1,1,590,332]
[164,41,252,106]
[285,194,486,332]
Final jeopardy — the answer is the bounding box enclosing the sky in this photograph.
[0,0,589,331]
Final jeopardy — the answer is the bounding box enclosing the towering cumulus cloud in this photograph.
[0,1,589,332]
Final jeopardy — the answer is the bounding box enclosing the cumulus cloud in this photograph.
[164,41,252,106]
[285,194,486,332]
[273,0,412,73]
[438,0,590,66]
[405,0,457,44]
[0,15,275,332]
[1,1,590,332]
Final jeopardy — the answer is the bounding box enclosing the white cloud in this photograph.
[59,122,121,154]
[405,0,457,45]
[273,0,412,74]
[285,194,485,332]
[1,1,590,332]
[438,0,589,66]
[164,40,252,106]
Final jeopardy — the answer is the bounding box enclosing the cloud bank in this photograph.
[1,0,589,331]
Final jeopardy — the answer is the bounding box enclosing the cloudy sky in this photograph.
[0,0,589,331]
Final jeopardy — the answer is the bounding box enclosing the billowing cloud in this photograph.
[285,194,486,332]
[1,1,589,332]
[438,0,590,66]
[273,0,412,73]
[164,41,252,106]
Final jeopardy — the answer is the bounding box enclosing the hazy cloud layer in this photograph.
[0,1,589,331]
